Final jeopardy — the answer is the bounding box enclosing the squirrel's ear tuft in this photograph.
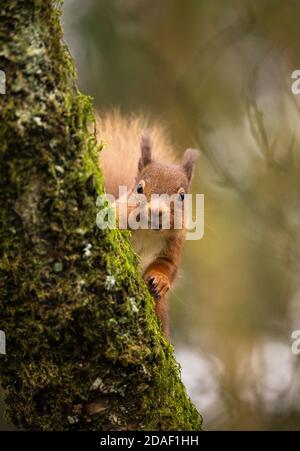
[138,133,152,172]
[182,148,200,183]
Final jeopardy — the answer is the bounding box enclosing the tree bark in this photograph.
[0,0,202,431]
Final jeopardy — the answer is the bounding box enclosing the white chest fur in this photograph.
[130,230,166,273]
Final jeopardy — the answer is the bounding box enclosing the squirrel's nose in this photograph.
[150,208,164,228]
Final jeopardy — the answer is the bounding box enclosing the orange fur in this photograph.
[97,110,176,198]
[96,111,198,339]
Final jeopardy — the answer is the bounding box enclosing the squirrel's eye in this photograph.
[136,183,144,194]
[178,191,185,201]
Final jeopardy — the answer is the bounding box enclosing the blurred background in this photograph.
[2,0,300,430]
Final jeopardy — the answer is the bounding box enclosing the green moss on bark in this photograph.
[0,0,202,431]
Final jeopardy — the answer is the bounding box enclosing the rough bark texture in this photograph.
[0,0,202,431]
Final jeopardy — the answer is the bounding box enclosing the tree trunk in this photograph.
[0,0,202,431]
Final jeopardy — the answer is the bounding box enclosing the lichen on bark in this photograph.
[0,0,202,431]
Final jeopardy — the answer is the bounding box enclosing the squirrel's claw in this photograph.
[147,276,156,286]
[145,272,170,300]
[147,277,159,298]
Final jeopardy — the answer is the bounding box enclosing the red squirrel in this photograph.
[97,111,199,339]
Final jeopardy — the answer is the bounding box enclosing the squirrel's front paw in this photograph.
[144,270,170,300]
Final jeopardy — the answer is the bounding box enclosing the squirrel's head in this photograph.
[130,134,199,232]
